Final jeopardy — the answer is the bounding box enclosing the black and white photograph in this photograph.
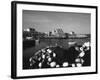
[23,10,91,69]
[11,1,97,79]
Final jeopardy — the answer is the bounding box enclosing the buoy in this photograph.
[76,63,82,67]
[79,51,85,57]
[72,64,75,67]
[50,62,56,67]
[53,53,56,57]
[48,57,52,62]
[38,62,42,68]
[62,62,68,67]
[47,49,52,53]
[75,58,80,63]
[56,65,60,68]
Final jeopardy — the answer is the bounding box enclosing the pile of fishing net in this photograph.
[29,42,90,69]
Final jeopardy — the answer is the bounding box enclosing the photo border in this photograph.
[11,1,98,79]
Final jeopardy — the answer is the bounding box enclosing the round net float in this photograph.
[76,63,82,67]
[80,59,84,63]
[38,62,42,68]
[50,62,56,67]
[53,53,56,57]
[41,49,46,53]
[75,58,81,63]
[48,57,52,62]
[75,46,79,51]
[29,57,32,62]
[38,57,41,61]
[79,51,85,57]
[42,54,45,59]
[30,63,33,67]
[72,63,75,67]
[84,42,90,47]
[56,65,60,68]
[80,47,83,51]
[62,62,68,67]
[47,49,52,53]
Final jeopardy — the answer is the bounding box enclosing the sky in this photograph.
[23,10,91,34]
